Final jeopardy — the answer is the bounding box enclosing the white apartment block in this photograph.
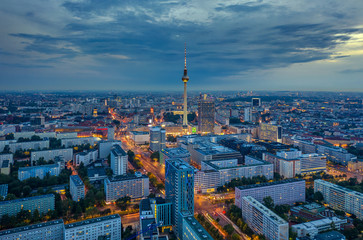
[9,140,49,152]
[70,175,85,202]
[61,137,100,148]
[235,179,306,209]
[242,196,289,240]
[314,179,363,219]
[64,214,121,240]
[75,149,98,166]
[201,157,273,186]
[317,145,357,166]
[292,217,347,238]
[0,219,64,240]
[104,173,149,202]
[31,148,73,162]
[110,145,127,175]
[194,170,220,193]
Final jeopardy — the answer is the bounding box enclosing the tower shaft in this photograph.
[183,81,188,127]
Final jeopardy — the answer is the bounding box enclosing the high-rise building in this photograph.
[165,159,194,239]
[182,216,214,240]
[182,46,189,130]
[0,184,8,200]
[0,194,55,218]
[242,196,289,240]
[259,123,282,143]
[252,98,261,107]
[0,219,64,240]
[235,179,306,209]
[198,94,215,134]
[70,175,85,202]
[108,126,115,141]
[149,126,166,152]
[64,214,121,240]
[314,179,363,219]
[110,144,127,175]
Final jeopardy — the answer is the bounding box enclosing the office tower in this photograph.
[244,107,252,122]
[108,126,115,141]
[18,163,61,181]
[0,194,55,218]
[235,179,306,209]
[252,98,261,107]
[314,179,363,219]
[165,159,194,239]
[149,126,166,152]
[242,196,288,240]
[104,172,149,202]
[64,214,121,240]
[110,144,127,175]
[198,94,215,134]
[182,46,189,130]
[0,219,64,240]
[259,123,282,143]
[70,175,85,202]
[140,197,173,227]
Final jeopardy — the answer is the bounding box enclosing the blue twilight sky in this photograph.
[0,0,363,92]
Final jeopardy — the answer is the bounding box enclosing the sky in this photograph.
[0,0,363,92]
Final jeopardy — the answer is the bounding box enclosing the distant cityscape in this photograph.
[0,76,362,240]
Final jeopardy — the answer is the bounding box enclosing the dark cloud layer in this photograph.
[0,0,363,91]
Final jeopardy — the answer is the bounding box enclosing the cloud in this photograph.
[0,0,363,91]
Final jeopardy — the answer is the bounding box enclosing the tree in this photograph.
[22,185,32,197]
[5,133,14,140]
[231,233,240,240]
[150,151,159,161]
[223,224,234,235]
[4,193,16,200]
[32,209,41,222]
[313,191,324,202]
[85,207,98,218]
[263,196,274,210]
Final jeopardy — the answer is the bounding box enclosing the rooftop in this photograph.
[64,214,120,229]
[0,194,54,206]
[161,147,190,157]
[130,131,149,135]
[70,175,84,187]
[166,158,194,171]
[243,196,287,225]
[111,144,126,156]
[315,179,363,197]
[313,231,346,240]
[0,219,64,236]
[18,164,59,172]
[107,173,148,182]
[237,178,305,190]
[183,216,214,240]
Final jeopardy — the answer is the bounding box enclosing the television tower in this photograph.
[182,45,189,131]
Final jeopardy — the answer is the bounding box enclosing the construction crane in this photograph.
[125,221,163,240]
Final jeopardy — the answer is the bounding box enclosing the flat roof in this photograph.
[0,194,54,206]
[70,175,84,187]
[166,158,194,170]
[183,216,214,240]
[107,173,148,182]
[130,131,149,135]
[315,179,363,197]
[161,147,190,157]
[64,214,120,229]
[243,196,287,225]
[18,164,59,172]
[111,144,126,156]
[0,219,64,236]
[237,178,305,190]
